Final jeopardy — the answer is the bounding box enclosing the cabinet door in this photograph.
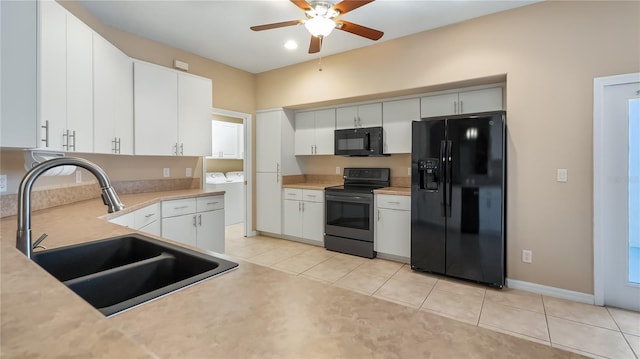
[212,121,239,158]
[376,208,411,258]
[382,98,419,154]
[178,73,212,156]
[458,87,503,114]
[39,0,67,150]
[134,61,178,155]
[256,111,281,173]
[138,219,161,237]
[197,210,225,253]
[283,200,303,237]
[294,111,315,155]
[336,106,358,129]
[65,13,93,152]
[0,0,38,148]
[162,215,197,247]
[302,201,324,243]
[93,35,133,154]
[314,109,335,155]
[256,172,282,234]
[357,103,382,128]
[420,92,458,118]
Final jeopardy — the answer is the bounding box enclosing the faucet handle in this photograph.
[32,233,48,250]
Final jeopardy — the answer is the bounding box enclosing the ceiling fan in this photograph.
[250,0,384,54]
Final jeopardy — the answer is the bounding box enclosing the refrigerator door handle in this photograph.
[446,140,453,217]
[440,140,447,217]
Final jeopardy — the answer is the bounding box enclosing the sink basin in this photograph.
[32,234,238,317]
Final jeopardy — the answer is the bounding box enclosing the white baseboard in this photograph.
[506,278,595,305]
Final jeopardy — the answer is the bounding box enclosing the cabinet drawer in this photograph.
[377,194,410,211]
[162,198,196,218]
[283,188,302,201]
[197,195,224,212]
[134,203,160,229]
[302,189,323,203]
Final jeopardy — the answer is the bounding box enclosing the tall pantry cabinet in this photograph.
[255,109,302,234]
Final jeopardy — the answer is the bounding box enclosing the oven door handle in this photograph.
[325,194,371,203]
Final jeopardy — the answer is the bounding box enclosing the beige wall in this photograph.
[255,1,640,294]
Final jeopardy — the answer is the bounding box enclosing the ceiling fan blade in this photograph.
[250,20,302,31]
[308,36,321,53]
[336,20,383,40]
[290,0,313,12]
[332,0,374,15]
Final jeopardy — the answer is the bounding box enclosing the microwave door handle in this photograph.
[365,132,371,151]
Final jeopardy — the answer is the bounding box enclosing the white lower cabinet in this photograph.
[375,194,411,259]
[161,195,225,253]
[108,203,160,236]
[283,189,324,244]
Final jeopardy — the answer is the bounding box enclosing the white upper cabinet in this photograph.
[65,13,93,152]
[256,109,299,174]
[93,34,133,154]
[38,0,97,152]
[336,103,382,129]
[0,0,38,148]
[134,60,212,156]
[211,120,243,159]
[382,98,420,154]
[178,72,212,156]
[420,87,503,118]
[133,61,178,156]
[294,108,335,155]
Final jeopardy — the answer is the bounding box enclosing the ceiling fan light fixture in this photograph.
[304,16,335,37]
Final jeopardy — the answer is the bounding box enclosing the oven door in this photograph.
[325,192,374,242]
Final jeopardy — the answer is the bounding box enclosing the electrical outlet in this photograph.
[163,168,170,177]
[75,170,82,184]
[522,250,533,263]
[186,168,192,177]
[557,168,568,182]
[336,166,340,174]
[0,174,7,193]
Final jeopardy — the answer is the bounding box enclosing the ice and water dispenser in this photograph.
[418,159,439,191]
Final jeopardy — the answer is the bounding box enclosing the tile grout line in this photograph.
[542,294,553,345]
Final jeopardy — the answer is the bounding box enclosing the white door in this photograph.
[178,73,212,156]
[302,201,324,243]
[314,108,336,155]
[594,73,640,311]
[294,111,315,155]
[256,172,282,234]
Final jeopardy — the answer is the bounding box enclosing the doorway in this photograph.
[209,107,254,238]
[594,72,640,311]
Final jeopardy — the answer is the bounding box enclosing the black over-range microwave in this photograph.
[334,126,387,157]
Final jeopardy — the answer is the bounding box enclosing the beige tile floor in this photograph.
[224,224,640,359]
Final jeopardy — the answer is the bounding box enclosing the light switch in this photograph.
[557,168,568,182]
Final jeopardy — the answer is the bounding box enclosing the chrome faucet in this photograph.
[16,157,125,258]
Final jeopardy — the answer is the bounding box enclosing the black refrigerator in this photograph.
[411,111,506,288]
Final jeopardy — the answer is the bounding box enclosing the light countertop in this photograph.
[0,190,573,358]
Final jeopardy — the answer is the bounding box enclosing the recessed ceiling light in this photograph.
[284,40,298,50]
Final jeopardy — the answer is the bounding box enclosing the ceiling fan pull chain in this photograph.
[318,37,324,71]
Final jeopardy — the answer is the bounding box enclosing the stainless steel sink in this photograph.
[32,234,238,316]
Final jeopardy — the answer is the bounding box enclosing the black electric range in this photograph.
[324,168,390,258]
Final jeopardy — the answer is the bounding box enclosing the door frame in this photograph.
[593,72,640,306]
[211,107,256,237]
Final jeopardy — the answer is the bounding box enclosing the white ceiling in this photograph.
[79,0,536,74]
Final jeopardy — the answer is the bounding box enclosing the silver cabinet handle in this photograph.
[207,201,220,205]
[192,215,197,226]
[112,137,118,153]
[70,130,76,151]
[307,195,317,198]
[287,193,297,197]
[144,213,155,218]
[388,201,401,205]
[459,100,463,113]
[198,214,202,226]
[298,202,301,211]
[41,121,49,147]
[174,205,189,210]
[117,137,121,154]
[173,143,178,155]
[180,143,184,155]
[302,202,305,212]
[62,130,69,150]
